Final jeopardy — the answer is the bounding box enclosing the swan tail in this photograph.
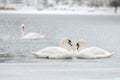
[30,51,38,55]
[110,51,115,55]
[104,51,114,58]
[30,51,42,58]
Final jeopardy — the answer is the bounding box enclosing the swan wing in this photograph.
[33,46,72,58]
[90,47,112,58]
[76,47,112,58]
[22,32,45,39]
[41,47,71,53]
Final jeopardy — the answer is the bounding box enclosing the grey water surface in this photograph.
[0,14,120,64]
[0,14,120,80]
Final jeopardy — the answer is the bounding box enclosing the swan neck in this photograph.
[60,40,71,52]
[78,41,87,52]
[21,30,24,37]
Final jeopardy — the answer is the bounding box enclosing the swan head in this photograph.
[21,24,24,31]
[76,39,87,50]
[62,38,72,46]
[21,24,24,26]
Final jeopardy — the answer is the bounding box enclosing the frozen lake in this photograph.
[0,14,120,80]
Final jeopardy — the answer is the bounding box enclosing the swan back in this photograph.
[33,46,73,59]
[22,32,45,39]
[76,47,112,59]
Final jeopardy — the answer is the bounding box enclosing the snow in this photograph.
[19,6,37,11]
[0,6,120,15]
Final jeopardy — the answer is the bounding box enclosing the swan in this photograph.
[21,24,45,40]
[75,39,112,59]
[32,38,73,59]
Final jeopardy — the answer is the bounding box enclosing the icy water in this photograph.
[0,14,120,64]
[0,14,120,80]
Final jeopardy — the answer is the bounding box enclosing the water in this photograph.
[0,14,120,80]
[0,14,120,64]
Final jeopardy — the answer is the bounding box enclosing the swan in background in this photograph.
[32,38,73,59]
[75,39,112,59]
[21,24,45,40]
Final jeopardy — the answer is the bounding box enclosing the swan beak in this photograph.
[68,40,72,46]
[76,43,79,50]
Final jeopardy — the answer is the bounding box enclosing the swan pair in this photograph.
[21,24,45,40]
[32,38,112,59]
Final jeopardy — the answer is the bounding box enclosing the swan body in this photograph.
[21,24,45,40]
[22,32,45,40]
[32,38,73,59]
[33,46,73,59]
[76,47,112,59]
[76,39,112,59]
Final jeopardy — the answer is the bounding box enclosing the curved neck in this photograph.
[21,29,25,37]
[78,41,87,52]
[60,40,71,52]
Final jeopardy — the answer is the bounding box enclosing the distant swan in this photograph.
[21,24,45,40]
[32,38,73,59]
[75,39,112,59]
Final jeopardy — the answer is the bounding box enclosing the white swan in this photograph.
[21,24,45,40]
[32,38,73,59]
[75,39,112,59]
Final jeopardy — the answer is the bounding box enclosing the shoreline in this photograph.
[0,9,120,15]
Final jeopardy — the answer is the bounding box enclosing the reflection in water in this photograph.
[0,53,13,63]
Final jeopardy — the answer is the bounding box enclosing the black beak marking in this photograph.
[68,40,72,46]
[76,43,80,50]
